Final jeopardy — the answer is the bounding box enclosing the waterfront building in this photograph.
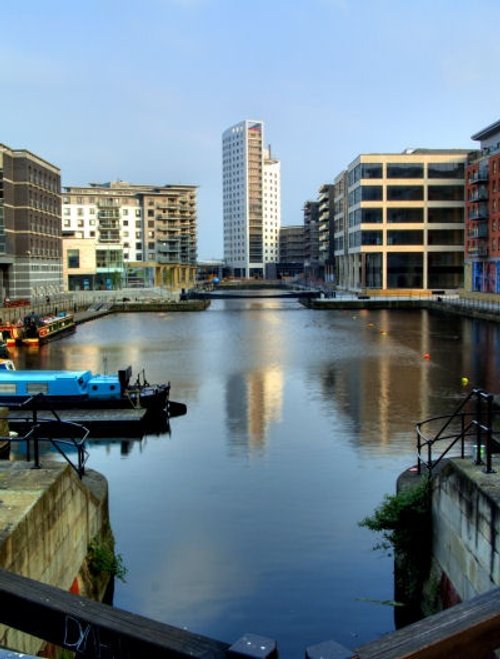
[277,225,305,278]
[62,181,197,291]
[318,184,335,283]
[333,171,348,286]
[222,120,281,278]
[0,143,62,301]
[465,119,500,294]
[303,200,320,283]
[333,149,470,292]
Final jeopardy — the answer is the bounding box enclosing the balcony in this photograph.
[468,169,489,184]
[468,187,488,202]
[468,226,489,239]
[468,204,489,221]
[468,243,488,256]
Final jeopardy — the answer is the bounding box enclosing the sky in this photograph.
[2,0,500,259]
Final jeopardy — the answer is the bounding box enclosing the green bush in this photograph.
[360,479,431,557]
[88,537,127,582]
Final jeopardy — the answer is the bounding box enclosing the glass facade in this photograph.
[427,229,464,245]
[428,185,464,201]
[387,163,423,178]
[387,208,423,223]
[428,207,463,223]
[341,154,468,291]
[387,186,423,201]
[361,208,383,223]
[428,252,463,288]
[387,230,423,245]
[387,253,423,288]
[361,231,383,245]
[365,253,382,287]
[361,186,383,201]
[428,162,464,179]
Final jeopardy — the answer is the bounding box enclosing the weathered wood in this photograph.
[228,634,278,658]
[354,585,500,658]
[0,567,229,658]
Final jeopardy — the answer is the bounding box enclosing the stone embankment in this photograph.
[0,461,111,656]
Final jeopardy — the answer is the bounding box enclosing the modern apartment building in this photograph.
[62,181,197,290]
[0,144,62,300]
[318,184,335,282]
[303,200,320,281]
[278,225,304,278]
[222,120,281,278]
[465,119,500,294]
[333,149,470,291]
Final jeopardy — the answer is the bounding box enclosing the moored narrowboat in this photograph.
[0,365,181,414]
[22,312,76,345]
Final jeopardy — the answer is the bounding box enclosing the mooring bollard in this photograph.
[228,633,278,658]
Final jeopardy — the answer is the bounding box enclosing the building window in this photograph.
[361,163,383,179]
[387,208,423,223]
[428,207,463,223]
[361,208,383,223]
[387,253,423,288]
[387,186,423,201]
[387,163,423,178]
[361,186,383,201]
[428,163,465,179]
[361,230,383,245]
[428,186,464,201]
[387,230,423,245]
[67,249,80,269]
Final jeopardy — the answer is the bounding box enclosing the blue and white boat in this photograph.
[0,365,174,413]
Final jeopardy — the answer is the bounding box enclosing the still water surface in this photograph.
[12,299,500,656]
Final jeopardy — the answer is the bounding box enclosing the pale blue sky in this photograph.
[2,0,499,258]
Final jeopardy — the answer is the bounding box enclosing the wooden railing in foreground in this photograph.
[0,568,275,658]
[2,567,500,658]
[351,584,500,659]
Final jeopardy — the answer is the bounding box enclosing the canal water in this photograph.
[11,299,500,656]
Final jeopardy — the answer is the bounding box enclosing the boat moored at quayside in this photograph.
[21,312,76,346]
[0,364,186,416]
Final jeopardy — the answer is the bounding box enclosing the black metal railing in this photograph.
[416,388,498,476]
[1,395,89,478]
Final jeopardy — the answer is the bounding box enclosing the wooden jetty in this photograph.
[6,404,185,439]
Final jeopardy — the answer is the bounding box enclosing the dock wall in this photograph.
[0,462,110,655]
[428,459,500,609]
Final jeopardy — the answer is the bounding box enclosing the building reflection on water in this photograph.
[225,366,284,454]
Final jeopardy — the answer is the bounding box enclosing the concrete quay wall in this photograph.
[429,458,500,607]
[0,461,110,655]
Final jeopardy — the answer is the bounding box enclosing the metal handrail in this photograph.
[1,394,90,479]
[416,388,498,475]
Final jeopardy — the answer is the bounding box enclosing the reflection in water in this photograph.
[226,366,283,454]
[11,301,500,657]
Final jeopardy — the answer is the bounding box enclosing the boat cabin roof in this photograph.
[0,370,118,383]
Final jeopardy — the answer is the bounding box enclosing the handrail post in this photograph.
[484,393,495,474]
[461,412,465,458]
[416,427,422,475]
[32,410,41,470]
[474,389,483,465]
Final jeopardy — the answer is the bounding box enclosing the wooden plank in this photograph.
[354,585,500,658]
[0,568,229,658]
[6,408,161,438]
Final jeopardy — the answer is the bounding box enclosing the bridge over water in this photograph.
[188,282,318,300]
